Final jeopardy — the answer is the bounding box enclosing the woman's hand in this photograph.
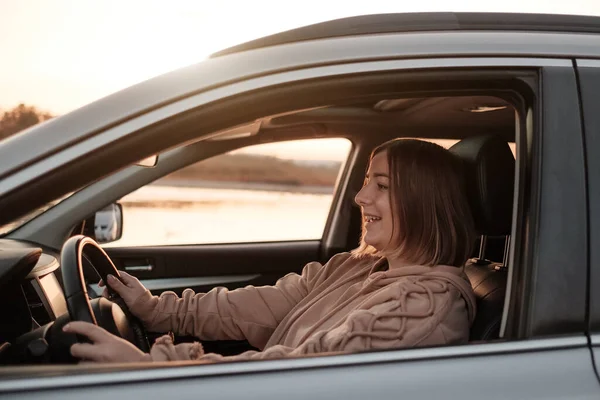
[99,271,147,311]
[63,322,149,363]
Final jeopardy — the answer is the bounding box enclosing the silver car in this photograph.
[1,12,600,399]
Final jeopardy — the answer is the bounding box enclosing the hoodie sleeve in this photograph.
[144,278,471,363]
[128,254,349,350]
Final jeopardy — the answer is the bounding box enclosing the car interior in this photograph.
[0,91,519,365]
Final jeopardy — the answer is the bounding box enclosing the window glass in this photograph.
[104,138,352,247]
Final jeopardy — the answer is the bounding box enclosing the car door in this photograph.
[2,26,600,398]
[576,58,600,383]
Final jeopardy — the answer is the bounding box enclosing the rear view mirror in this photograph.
[94,203,123,244]
[135,155,158,167]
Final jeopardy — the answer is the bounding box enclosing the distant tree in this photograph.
[0,104,54,140]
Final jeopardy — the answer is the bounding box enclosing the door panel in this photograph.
[102,241,321,295]
[524,66,588,336]
[102,241,321,355]
[576,58,600,382]
[2,341,599,399]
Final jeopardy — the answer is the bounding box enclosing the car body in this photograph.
[1,12,600,399]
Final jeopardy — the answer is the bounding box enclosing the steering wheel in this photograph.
[60,235,150,352]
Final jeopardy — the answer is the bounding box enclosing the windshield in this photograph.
[0,193,74,236]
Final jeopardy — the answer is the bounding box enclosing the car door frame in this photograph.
[575,57,600,382]
[1,51,597,398]
[1,60,570,308]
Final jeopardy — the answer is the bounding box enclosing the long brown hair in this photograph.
[353,139,475,267]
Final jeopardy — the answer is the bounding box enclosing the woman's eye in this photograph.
[377,184,388,191]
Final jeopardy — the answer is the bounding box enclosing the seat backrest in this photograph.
[449,135,515,341]
[464,260,508,340]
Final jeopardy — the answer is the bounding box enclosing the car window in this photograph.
[103,138,352,247]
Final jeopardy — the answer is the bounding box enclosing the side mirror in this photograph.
[94,203,123,244]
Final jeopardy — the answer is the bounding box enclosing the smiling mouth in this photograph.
[364,215,381,223]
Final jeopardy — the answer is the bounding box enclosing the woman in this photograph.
[64,138,477,363]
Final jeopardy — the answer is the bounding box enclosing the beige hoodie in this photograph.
[130,253,476,363]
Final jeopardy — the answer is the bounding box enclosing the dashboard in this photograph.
[24,254,68,325]
[0,239,75,364]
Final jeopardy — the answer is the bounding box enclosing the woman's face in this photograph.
[354,151,396,251]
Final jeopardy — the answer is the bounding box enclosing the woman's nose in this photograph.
[355,185,371,206]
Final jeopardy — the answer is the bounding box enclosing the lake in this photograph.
[104,184,335,247]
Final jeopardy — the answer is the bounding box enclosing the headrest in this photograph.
[449,135,515,236]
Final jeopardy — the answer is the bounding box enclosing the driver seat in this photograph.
[449,135,515,341]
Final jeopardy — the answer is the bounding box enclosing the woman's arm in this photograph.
[145,281,469,362]
[65,270,469,364]
[130,258,332,349]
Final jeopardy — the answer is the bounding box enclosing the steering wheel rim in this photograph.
[60,235,149,351]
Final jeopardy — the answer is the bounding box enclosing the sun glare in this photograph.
[1,0,600,115]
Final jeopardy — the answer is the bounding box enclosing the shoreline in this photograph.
[150,178,335,195]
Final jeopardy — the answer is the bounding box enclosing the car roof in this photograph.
[211,12,600,57]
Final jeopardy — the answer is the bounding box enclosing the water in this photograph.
[104,185,334,247]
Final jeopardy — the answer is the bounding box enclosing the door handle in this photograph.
[124,265,154,272]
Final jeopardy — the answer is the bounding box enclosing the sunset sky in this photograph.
[1,0,599,116]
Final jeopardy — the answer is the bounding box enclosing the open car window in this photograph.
[103,138,352,247]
